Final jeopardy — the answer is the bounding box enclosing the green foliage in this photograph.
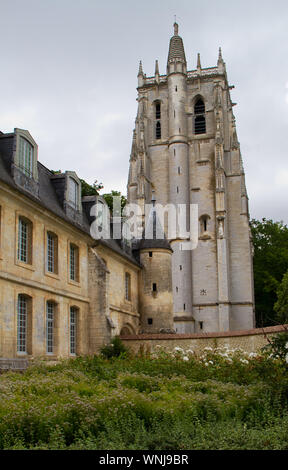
[250,218,288,327]
[100,336,128,359]
[262,331,288,361]
[274,271,288,324]
[0,350,288,450]
[102,191,127,214]
[80,179,103,197]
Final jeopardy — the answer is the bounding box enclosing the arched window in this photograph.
[155,102,161,120]
[156,121,161,140]
[155,101,161,140]
[17,294,32,353]
[70,306,78,355]
[17,216,33,264]
[46,301,57,354]
[47,231,58,274]
[69,243,79,282]
[194,98,206,134]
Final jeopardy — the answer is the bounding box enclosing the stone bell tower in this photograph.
[127,23,255,333]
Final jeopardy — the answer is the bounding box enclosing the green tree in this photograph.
[102,190,127,214]
[274,270,288,325]
[251,218,288,327]
[80,179,103,197]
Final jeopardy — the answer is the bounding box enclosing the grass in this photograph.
[0,346,288,450]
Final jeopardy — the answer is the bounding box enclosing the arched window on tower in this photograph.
[156,121,161,139]
[155,101,161,140]
[194,98,206,135]
[155,102,161,120]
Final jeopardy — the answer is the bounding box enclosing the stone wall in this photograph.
[120,325,288,355]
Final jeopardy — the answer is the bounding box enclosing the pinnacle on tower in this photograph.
[217,47,224,66]
[138,60,145,87]
[155,60,159,75]
[197,53,201,71]
[155,60,160,83]
[138,60,144,77]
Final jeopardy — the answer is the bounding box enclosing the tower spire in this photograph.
[167,22,186,74]
[173,21,179,36]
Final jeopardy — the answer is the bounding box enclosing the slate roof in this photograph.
[167,34,186,63]
[0,131,140,267]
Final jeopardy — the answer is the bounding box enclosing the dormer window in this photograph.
[19,137,34,177]
[68,177,79,210]
[14,130,38,185]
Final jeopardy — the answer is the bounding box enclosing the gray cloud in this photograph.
[0,0,288,222]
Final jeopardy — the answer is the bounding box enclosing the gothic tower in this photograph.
[127,23,255,333]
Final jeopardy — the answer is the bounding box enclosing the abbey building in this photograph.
[0,24,254,365]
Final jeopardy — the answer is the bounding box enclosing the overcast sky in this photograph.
[0,0,288,223]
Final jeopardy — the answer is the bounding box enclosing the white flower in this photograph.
[285,353,288,364]
[249,352,257,358]
[208,361,213,365]
[285,342,288,350]
[183,356,189,362]
[186,349,194,355]
[205,362,209,366]
[204,347,213,351]
[240,359,249,364]
[174,347,183,352]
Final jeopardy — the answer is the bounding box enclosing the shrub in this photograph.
[100,336,128,359]
[262,331,288,361]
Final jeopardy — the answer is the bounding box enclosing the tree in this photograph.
[251,218,288,327]
[102,190,127,214]
[274,270,288,325]
[80,179,103,197]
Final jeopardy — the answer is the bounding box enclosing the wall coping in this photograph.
[120,324,288,341]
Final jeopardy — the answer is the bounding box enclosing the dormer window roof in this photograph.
[19,137,34,177]
[68,177,79,210]
[14,129,38,181]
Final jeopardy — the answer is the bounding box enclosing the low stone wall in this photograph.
[120,325,288,355]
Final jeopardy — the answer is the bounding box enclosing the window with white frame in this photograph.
[17,295,28,353]
[19,137,34,177]
[47,232,58,274]
[17,216,32,264]
[69,243,79,282]
[70,306,78,355]
[46,301,55,354]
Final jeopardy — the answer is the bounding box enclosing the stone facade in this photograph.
[0,23,257,366]
[127,23,255,334]
[0,131,141,361]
